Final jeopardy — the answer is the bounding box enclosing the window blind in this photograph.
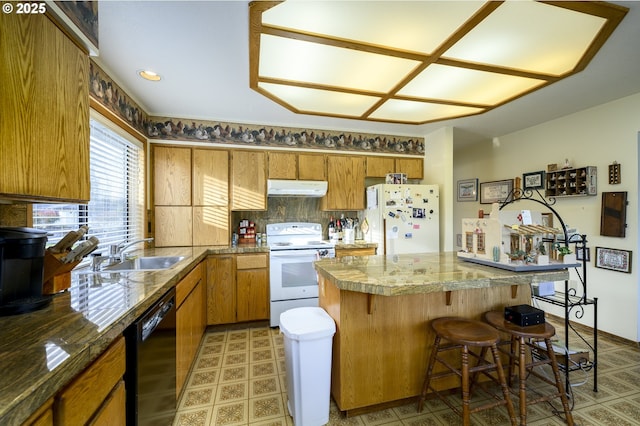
[33,116,145,264]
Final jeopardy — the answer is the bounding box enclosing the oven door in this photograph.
[269,249,320,301]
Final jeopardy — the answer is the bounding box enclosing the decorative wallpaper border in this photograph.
[89,60,425,156]
[145,117,424,155]
[90,61,149,135]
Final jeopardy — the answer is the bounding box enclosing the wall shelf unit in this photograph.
[545,166,597,198]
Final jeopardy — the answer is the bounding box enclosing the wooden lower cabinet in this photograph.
[207,254,269,325]
[335,247,376,258]
[236,254,269,322]
[176,263,207,397]
[54,337,126,425]
[207,255,236,325]
[89,380,126,426]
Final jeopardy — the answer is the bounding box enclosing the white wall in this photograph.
[424,127,454,251]
[452,92,640,341]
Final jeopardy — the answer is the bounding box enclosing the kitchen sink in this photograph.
[103,256,185,272]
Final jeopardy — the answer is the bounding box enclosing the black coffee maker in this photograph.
[0,227,49,316]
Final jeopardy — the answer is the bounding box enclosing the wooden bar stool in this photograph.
[484,311,574,426]
[417,317,517,426]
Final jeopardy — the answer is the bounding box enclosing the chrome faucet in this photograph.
[110,237,154,262]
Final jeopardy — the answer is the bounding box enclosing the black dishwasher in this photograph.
[125,288,176,426]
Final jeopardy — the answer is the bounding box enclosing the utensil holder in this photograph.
[43,252,81,294]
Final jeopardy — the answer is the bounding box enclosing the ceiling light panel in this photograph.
[262,1,485,55]
[259,34,419,92]
[369,99,484,124]
[399,64,546,106]
[249,1,627,125]
[444,1,607,75]
[259,82,381,116]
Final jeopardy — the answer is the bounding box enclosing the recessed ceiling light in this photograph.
[138,70,161,81]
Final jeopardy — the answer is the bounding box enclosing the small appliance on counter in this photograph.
[0,227,49,316]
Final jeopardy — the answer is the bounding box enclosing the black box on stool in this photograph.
[504,304,545,326]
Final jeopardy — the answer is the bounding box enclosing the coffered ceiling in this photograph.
[95,1,640,145]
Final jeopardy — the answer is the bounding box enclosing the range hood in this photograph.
[267,180,328,197]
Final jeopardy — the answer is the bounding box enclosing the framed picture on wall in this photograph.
[595,247,631,273]
[480,179,513,204]
[523,171,545,189]
[457,178,478,202]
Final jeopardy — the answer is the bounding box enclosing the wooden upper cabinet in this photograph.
[322,155,365,211]
[231,150,266,210]
[366,157,395,177]
[365,156,424,179]
[298,153,326,180]
[154,146,192,206]
[154,206,192,247]
[268,152,326,180]
[268,152,297,179]
[0,13,89,202]
[192,206,228,246]
[193,149,228,206]
[396,157,424,179]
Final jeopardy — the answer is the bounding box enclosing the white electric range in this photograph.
[266,222,335,327]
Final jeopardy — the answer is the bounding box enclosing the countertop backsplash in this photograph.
[232,197,359,240]
[0,204,29,227]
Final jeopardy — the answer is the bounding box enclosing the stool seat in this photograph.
[432,317,500,347]
[483,311,574,426]
[484,311,555,339]
[417,317,517,426]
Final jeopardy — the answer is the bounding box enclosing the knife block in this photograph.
[43,251,81,294]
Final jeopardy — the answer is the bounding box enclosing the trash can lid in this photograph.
[279,307,336,341]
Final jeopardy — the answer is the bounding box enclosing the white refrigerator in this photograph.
[364,184,439,255]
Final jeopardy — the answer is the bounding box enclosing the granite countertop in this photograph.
[314,251,570,296]
[0,244,268,425]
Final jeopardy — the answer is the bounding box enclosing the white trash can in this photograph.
[280,307,336,426]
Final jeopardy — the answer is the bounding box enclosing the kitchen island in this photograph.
[314,252,570,415]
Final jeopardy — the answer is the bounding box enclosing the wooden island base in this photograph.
[318,276,531,415]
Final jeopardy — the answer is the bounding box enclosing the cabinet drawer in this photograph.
[236,254,267,270]
[55,337,125,426]
[176,262,204,307]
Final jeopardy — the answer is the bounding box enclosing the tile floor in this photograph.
[173,319,640,425]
